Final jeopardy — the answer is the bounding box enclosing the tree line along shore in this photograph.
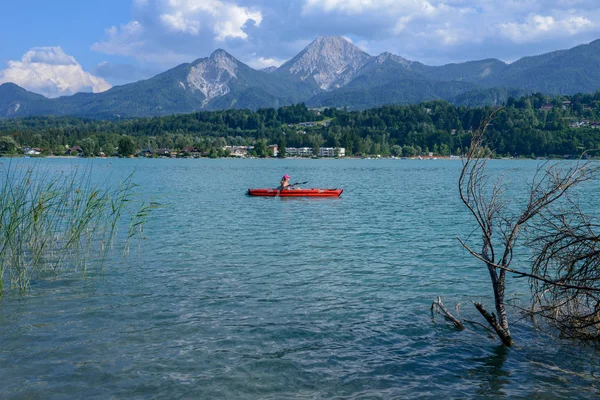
[1,92,600,159]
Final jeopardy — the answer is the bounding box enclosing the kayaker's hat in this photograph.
[283,174,290,179]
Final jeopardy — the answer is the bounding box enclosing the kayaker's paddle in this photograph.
[289,181,308,188]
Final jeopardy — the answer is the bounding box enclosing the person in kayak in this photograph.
[279,174,291,189]
[279,174,300,190]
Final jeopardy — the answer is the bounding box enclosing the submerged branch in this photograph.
[474,302,514,347]
[432,296,465,330]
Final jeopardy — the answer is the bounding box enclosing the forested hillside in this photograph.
[1,92,599,158]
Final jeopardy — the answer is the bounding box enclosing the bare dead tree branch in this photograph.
[458,237,600,292]
[526,197,600,340]
[432,297,465,330]
[443,108,600,345]
[474,302,514,346]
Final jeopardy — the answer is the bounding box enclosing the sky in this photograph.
[1,0,599,98]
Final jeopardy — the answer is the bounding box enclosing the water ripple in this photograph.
[1,158,600,399]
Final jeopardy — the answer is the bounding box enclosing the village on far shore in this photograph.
[17,143,470,160]
[16,142,593,160]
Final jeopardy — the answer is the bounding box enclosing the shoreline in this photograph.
[3,155,597,161]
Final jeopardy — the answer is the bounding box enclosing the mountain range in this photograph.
[2,36,600,119]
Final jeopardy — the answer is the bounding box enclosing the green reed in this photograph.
[0,162,152,293]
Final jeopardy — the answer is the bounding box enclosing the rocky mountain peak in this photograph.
[374,52,411,67]
[278,35,371,90]
[210,48,233,59]
[186,49,241,105]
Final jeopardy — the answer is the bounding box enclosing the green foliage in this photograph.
[103,142,116,157]
[118,136,136,157]
[254,140,268,158]
[1,92,600,158]
[0,135,17,154]
[277,133,286,158]
[79,137,98,157]
[0,164,152,293]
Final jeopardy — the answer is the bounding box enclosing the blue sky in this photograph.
[1,0,600,97]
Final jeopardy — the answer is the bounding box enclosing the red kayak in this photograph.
[247,188,343,197]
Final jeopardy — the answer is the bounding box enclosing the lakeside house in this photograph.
[286,147,313,157]
[569,121,588,128]
[138,147,201,157]
[269,145,279,157]
[224,145,254,157]
[68,145,83,156]
[318,147,346,157]
[285,147,346,157]
[23,147,42,155]
[183,146,202,157]
[154,148,172,157]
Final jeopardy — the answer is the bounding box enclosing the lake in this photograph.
[1,158,599,399]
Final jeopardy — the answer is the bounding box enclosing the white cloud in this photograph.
[303,0,385,14]
[160,11,200,35]
[92,20,145,56]
[0,47,111,98]
[93,20,190,65]
[302,0,471,43]
[392,16,413,34]
[303,0,447,17]
[213,2,262,41]
[245,56,285,69]
[93,0,262,65]
[498,14,595,42]
[159,0,262,40]
[21,46,79,66]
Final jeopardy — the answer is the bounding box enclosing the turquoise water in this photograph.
[1,158,599,399]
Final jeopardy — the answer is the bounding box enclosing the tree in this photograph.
[0,136,18,154]
[254,140,267,158]
[79,137,98,157]
[1,93,600,160]
[439,143,451,156]
[311,135,323,157]
[103,142,116,157]
[118,136,136,157]
[277,133,286,158]
[527,186,600,340]
[402,145,416,157]
[434,111,600,345]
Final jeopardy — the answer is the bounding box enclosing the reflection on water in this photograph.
[472,345,510,397]
[1,158,600,399]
